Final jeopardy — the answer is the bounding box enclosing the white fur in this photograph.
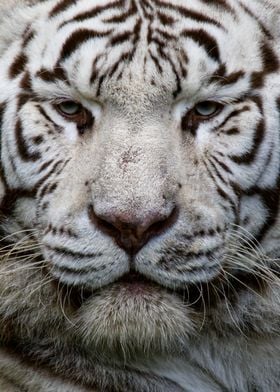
[0,0,280,391]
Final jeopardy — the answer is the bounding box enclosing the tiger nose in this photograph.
[88,204,178,254]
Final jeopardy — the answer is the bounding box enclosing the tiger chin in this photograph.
[0,0,280,391]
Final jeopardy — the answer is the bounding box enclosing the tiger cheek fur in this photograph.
[0,0,280,391]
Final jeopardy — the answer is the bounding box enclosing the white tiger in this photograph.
[0,0,280,390]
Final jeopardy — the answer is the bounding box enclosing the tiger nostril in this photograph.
[88,205,120,238]
[88,204,178,255]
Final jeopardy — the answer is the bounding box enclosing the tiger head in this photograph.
[0,0,280,361]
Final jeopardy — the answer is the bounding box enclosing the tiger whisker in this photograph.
[0,262,45,276]
[224,257,280,287]
[221,269,266,301]
[56,279,76,327]
[198,281,207,332]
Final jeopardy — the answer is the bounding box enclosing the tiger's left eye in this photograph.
[194,101,221,117]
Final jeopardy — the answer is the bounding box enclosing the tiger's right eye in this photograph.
[54,100,94,134]
[57,101,82,116]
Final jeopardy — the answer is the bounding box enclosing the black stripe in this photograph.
[58,28,112,62]
[154,0,223,28]
[182,29,220,63]
[0,188,35,215]
[36,159,54,174]
[251,41,279,89]
[212,63,226,79]
[141,0,153,12]
[59,0,125,27]
[141,0,153,19]
[218,106,250,131]
[157,11,175,26]
[230,118,265,164]
[210,70,245,86]
[104,1,137,23]
[17,94,31,111]
[243,176,280,243]
[220,127,240,135]
[132,18,141,45]
[49,0,77,18]
[9,53,27,79]
[108,62,121,78]
[33,160,64,192]
[38,106,57,127]
[44,224,78,238]
[158,247,221,266]
[181,227,223,241]
[178,50,189,78]
[211,155,233,175]
[46,244,102,259]
[0,103,6,159]
[20,72,32,92]
[204,160,236,209]
[96,74,106,96]
[38,181,57,199]
[154,28,176,42]
[90,55,103,84]
[200,0,236,15]
[22,28,35,48]
[208,159,228,186]
[32,135,44,145]
[15,119,41,162]
[0,102,6,132]
[156,46,181,97]
[37,106,63,134]
[149,51,163,73]
[101,46,137,83]
[110,30,132,46]
[36,67,69,84]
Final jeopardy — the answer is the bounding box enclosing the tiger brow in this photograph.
[209,69,245,87]
[58,0,126,29]
[153,0,225,29]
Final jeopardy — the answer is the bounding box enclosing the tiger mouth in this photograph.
[50,270,160,309]
[51,265,268,315]
[52,269,214,311]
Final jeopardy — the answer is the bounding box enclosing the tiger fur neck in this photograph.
[0,0,280,391]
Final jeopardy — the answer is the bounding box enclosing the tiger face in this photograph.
[0,0,280,361]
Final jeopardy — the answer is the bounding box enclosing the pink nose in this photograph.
[88,204,178,254]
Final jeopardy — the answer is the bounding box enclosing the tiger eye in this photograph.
[58,101,82,116]
[181,101,223,133]
[55,101,94,134]
[194,101,221,117]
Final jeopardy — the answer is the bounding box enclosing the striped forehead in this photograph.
[29,0,264,98]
